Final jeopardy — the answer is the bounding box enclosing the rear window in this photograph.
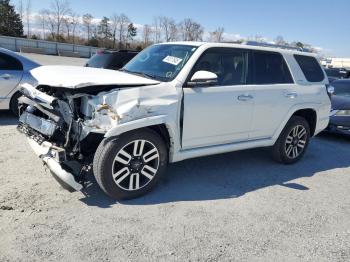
[252,51,293,84]
[85,53,112,68]
[294,55,325,82]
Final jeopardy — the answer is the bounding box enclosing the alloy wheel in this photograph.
[285,125,307,159]
[112,140,160,191]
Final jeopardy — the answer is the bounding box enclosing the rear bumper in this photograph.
[26,137,83,192]
[326,115,350,135]
[326,124,350,135]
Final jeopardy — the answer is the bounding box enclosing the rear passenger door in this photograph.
[249,51,297,139]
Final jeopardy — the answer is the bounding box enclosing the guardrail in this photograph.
[0,35,100,58]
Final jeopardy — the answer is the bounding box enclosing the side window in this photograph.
[0,53,23,71]
[294,55,325,82]
[253,51,293,84]
[191,48,248,86]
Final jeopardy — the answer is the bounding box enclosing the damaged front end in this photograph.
[17,83,104,192]
[17,80,178,192]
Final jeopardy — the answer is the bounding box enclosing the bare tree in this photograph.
[41,8,56,39]
[82,13,93,42]
[36,9,48,39]
[152,16,162,43]
[25,0,31,37]
[70,13,80,44]
[49,0,71,40]
[62,12,79,43]
[159,16,177,42]
[274,35,286,45]
[179,18,203,41]
[116,14,130,49]
[208,27,224,42]
[142,24,152,46]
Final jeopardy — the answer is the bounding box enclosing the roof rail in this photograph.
[243,41,311,52]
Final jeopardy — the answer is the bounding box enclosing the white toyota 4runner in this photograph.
[18,42,331,199]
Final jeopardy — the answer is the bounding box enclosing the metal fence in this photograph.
[0,35,100,58]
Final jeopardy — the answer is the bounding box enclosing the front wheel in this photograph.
[272,116,310,164]
[93,129,168,200]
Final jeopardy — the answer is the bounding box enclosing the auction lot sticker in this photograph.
[163,56,183,66]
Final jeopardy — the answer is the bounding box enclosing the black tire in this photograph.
[9,92,22,116]
[272,116,310,164]
[93,128,168,200]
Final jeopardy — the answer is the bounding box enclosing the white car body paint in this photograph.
[20,42,330,165]
[30,65,160,89]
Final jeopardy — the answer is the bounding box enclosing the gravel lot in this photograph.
[0,111,349,262]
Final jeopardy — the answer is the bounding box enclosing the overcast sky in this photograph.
[13,0,350,57]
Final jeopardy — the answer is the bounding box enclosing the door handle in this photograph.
[0,74,12,80]
[284,91,298,99]
[237,94,253,101]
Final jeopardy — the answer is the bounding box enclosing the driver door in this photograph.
[182,48,255,149]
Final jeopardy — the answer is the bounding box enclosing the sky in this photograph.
[13,0,350,57]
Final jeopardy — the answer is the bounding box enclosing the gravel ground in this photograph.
[0,111,349,262]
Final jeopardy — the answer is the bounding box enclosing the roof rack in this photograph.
[243,41,311,52]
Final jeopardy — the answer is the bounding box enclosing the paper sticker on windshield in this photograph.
[163,56,183,66]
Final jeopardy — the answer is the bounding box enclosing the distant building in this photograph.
[321,58,350,69]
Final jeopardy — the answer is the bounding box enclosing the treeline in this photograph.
[0,0,318,52]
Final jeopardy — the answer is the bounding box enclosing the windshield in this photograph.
[123,44,198,81]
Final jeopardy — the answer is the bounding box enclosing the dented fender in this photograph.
[104,115,170,137]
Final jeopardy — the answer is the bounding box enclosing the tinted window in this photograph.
[191,48,248,86]
[253,51,293,84]
[0,53,23,70]
[294,55,325,82]
[109,53,138,69]
[331,81,350,96]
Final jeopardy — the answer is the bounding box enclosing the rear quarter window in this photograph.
[294,55,325,82]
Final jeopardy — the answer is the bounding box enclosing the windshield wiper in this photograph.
[119,69,157,80]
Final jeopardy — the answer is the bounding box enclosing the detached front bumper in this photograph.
[25,137,83,192]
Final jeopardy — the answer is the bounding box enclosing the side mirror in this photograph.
[187,70,218,87]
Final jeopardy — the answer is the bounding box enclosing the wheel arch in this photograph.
[273,105,319,141]
[292,108,317,136]
[103,115,178,161]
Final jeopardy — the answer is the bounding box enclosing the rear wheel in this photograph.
[93,129,168,200]
[272,116,310,164]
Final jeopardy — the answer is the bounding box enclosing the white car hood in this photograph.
[30,65,160,89]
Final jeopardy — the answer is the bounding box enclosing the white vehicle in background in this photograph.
[17,42,331,199]
[0,48,40,115]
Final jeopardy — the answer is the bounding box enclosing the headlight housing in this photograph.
[335,110,350,116]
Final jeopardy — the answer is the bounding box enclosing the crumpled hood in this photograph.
[331,95,350,110]
[30,65,160,89]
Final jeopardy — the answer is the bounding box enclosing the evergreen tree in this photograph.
[126,23,137,48]
[0,0,24,37]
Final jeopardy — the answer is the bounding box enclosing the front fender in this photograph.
[105,115,172,138]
